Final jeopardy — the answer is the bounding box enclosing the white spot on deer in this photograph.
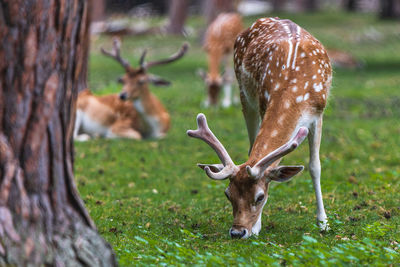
[274,83,280,91]
[284,101,290,109]
[318,69,321,73]
[278,115,285,125]
[271,130,278,137]
[312,61,316,65]
[291,79,297,83]
[296,95,303,103]
[304,81,309,89]
[300,52,306,58]
[322,94,326,99]
[295,66,300,71]
[304,92,310,101]
[312,75,317,80]
[292,86,298,92]
[313,82,323,92]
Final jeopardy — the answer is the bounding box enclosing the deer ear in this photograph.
[148,74,171,87]
[267,165,304,183]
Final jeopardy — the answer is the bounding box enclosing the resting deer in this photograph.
[199,13,244,107]
[74,38,188,141]
[187,17,332,239]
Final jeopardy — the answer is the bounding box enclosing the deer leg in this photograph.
[73,110,91,141]
[240,91,260,154]
[221,54,233,108]
[109,122,142,140]
[308,116,329,231]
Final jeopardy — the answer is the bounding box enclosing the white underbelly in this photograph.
[78,110,111,137]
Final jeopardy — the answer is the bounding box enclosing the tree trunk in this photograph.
[91,0,106,22]
[379,0,400,19]
[344,0,357,12]
[0,0,117,265]
[298,0,319,12]
[203,0,235,26]
[166,0,188,35]
[272,0,287,12]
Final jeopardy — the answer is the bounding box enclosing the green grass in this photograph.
[75,11,400,266]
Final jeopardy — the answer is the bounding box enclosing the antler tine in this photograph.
[187,113,238,180]
[139,49,148,69]
[142,42,189,70]
[100,37,131,70]
[247,127,309,179]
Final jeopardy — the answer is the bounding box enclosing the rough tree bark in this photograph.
[166,0,189,35]
[0,0,117,265]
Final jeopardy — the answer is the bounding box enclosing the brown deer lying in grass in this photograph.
[188,17,332,238]
[199,13,244,107]
[74,38,188,141]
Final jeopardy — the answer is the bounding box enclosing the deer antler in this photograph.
[100,37,131,70]
[140,42,189,70]
[246,127,309,179]
[187,113,239,180]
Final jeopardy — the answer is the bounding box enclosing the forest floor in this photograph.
[75,11,400,266]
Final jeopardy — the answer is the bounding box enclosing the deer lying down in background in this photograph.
[74,38,188,141]
[188,17,332,239]
[199,13,244,107]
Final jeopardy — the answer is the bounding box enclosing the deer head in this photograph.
[101,37,189,101]
[187,113,308,239]
[198,70,224,106]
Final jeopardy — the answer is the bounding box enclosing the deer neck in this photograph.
[247,100,307,167]
[208,49,222,81]
[132,88,169,138]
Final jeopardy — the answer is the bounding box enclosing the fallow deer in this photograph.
[200,13,244,107]
[187,17,332,239]
[74,38,188,141]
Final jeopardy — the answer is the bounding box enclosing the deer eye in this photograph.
[117,77,124,84]
[255,194,265,204]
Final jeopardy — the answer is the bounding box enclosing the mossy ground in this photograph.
[75,11,400,266]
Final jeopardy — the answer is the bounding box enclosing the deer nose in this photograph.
[229,227,248,239]
[119,92,127,100]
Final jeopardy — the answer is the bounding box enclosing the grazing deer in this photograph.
[187,17,332,239]
[74,38,188,141]
[200,13,244,107]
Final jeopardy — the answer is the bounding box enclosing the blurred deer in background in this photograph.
[199,13,244,107]
[74,38,188,141]
[188,17,332,238]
